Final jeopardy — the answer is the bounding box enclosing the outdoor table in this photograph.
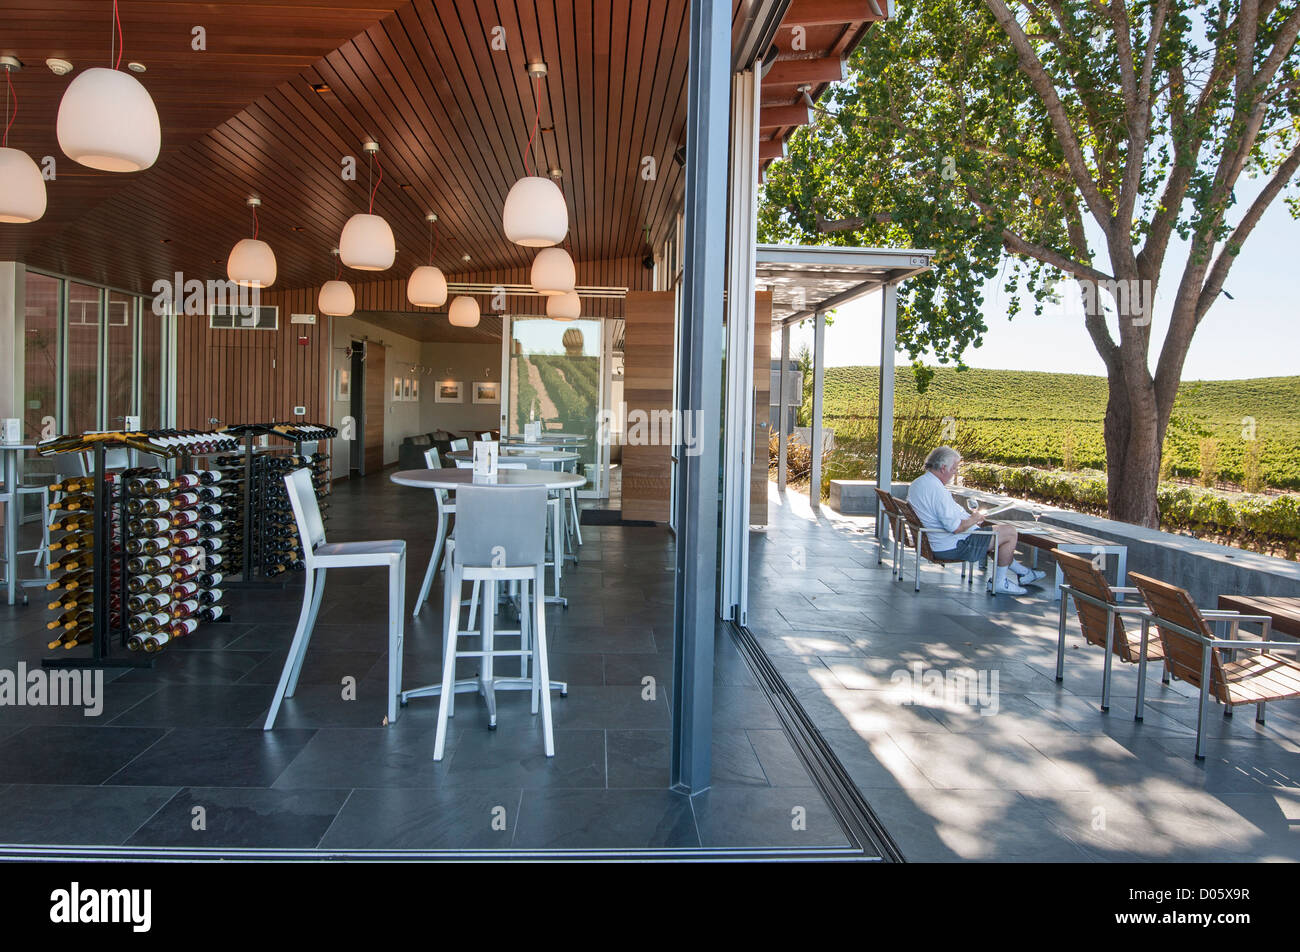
[0,442,40,606]
[986,518,1129,600]
[1216,595,1300,640]
[390,468,583,711]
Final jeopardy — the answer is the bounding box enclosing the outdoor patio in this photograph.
[748,483,1300,862]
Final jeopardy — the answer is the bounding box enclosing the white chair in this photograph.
[450,438,468,452]
[413,447,455,617]
[263,467,407,730]
[434,484,554,760]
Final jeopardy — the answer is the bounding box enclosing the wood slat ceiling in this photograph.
[0,1,411,274]
[1,0,692,297]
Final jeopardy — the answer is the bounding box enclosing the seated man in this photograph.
[908,446,1045,596]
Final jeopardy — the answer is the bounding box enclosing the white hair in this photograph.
[925,446,961,471]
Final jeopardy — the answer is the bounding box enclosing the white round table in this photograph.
[391,468,584,491]
[390,467,582,713]
[503,433,586,445]
[447,449,580,465]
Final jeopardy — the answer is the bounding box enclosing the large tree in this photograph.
[759,0,1300,526]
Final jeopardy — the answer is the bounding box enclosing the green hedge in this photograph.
[959,462,1300,559]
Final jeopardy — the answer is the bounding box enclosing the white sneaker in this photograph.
[992,575,1028,595]
[1015,568,1047,585]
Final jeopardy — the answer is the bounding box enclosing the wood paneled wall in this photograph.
[622,291,676,523]
[750,291,771,526]
[176,287,330,430]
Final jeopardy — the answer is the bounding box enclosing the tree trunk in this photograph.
[1102,368,1162,528]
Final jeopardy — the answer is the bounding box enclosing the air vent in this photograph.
[209,305,279,330]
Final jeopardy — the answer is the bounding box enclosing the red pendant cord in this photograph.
[113,0,124,70]
[335,256,342,280]
[428,218,439,265]
[369,154,382,213]
[2,68,14,148]
[523,75,541,176]
[252,205,260,240]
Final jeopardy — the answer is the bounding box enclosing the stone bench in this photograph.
[829,479,911,515]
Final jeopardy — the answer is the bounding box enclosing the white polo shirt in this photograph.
[908,470,971,551]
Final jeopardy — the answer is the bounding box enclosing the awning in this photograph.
[756,244,933,324]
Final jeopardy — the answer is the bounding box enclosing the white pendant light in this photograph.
[448,296,480,328]
[503,63,569,247]
[504,176,568,247]
[407,212,448,307]
[0,61,47,223]
[531,246,575,296]
[227,197,277,288]
[339,141,395,270]
[319,280,355,317]
[319,249,354,317]
[0,147,45,222]
[56,3,161,173]
[547,290,580,322]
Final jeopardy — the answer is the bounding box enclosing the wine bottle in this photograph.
[197,605,225,622]
[49,590,94,612]
[61,628,94,650]
[127,496,171,516]
[127,554,172,575]
[48,569,94,592]
[48,553,88,572]
[170,598,200,619]
[171,510,201,527]
[128,515,171,536]
[47,477,92,494]
[48,494,93,512]
[49,513,93,533]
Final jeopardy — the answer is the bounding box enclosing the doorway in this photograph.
[349,341,365,476]
[500,315,607,498]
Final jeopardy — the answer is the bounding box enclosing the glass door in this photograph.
[502,314,606,497]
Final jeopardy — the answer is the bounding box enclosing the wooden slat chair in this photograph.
[873,487,907,578]
[1129,571,1300,759]
[1055,549,1167,714]
[895,499,997,593]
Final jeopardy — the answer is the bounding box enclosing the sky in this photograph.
[780,174,1299,381]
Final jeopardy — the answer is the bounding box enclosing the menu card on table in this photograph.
[473,440,499,477]
[524,421,542,442]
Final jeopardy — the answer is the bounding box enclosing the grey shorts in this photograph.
[930,533,991,563]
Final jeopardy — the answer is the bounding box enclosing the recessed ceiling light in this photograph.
[399,183,413,190]
[45,57,72,76]
[462,254,471,262]
[160,238,172,244]
[127,62,146,73]
[291,225,306,232]
[311,82,330,93]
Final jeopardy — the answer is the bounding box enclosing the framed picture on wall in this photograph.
[436,380,463,403]
[411,378,420,400]
[392,377,402,400]
[472,381,500,404]
[403,378,413,401]
[334,368,350,401]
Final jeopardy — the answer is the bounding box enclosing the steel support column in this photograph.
[777,322,789,491]
[876,284,897,543]
[720,65,760,625]
[809,310,825,509]
[670,0,730,796]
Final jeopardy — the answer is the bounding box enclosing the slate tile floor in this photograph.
[752,484,1300,862]
[0,472,852,855]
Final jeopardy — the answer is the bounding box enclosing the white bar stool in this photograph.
[434,484,554,760]
[263,467,407,730]
[413,447,455,618]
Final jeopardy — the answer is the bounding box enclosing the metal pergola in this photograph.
[758,244,933,542]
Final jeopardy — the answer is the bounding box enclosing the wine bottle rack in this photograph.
[217,423,335,583]
[37,431,239,668]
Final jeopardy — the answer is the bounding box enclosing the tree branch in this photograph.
[983,0,1116,232]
